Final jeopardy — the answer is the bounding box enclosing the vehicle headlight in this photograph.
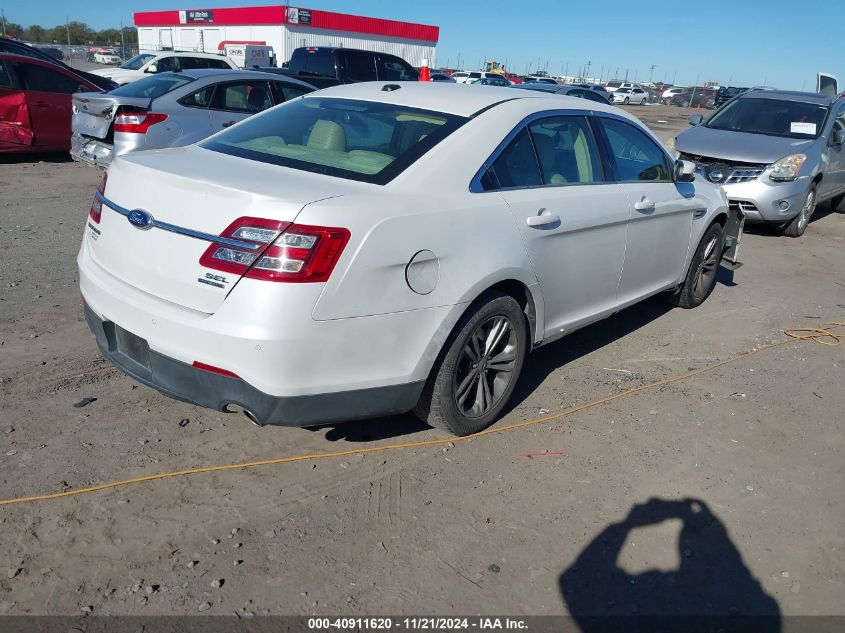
[769,154,806,182]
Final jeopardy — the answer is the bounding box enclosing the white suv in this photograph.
[91,51,239,85]
[79,82,737,436]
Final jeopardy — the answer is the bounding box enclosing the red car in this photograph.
[0,53,103,153]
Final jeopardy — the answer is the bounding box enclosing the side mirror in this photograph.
[674,159,696,182]
[145,64,158,73]
[831,128,844,146]
[688,114,704,126]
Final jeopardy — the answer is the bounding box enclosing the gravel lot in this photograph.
[0,102,843,619]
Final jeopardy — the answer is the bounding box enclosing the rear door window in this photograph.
[16,62,80,94]
[528,116,604,185]
[376,56,417,81]
[272,82,311,102]
[211,81,274,113]
[0,61,17,88]
[481,128,542,190]
[343,53,377,82]
[179,85,215,108]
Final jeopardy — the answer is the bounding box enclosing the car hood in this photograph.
[676,125,815,164]
[91,68,143,81]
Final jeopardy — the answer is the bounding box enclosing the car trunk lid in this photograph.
[86,145,361,314]
[73,93,150,140]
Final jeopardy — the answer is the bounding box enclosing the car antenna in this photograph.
[382,84,401,92]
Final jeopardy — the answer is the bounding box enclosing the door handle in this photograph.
[526,211,560,227]
[33,101,51,108]
[222,120,237,128]
[634,198,655,212]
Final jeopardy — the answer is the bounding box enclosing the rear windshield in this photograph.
[109,73,195,99]
[120,53,155,70]
[202,97,467,184]
[706,97,829,139]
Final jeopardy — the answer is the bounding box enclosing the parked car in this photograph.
[0,37,116,91]
[470,75,512,87]
[79,82,739,435]
[0,53,103,153]
[605,80,636,93]
[522,76,559,85]
[35,45,64,60]
[572,83,612,101]
[430,72,456,83]
[263,47,418,89]
[452,71,507,85]
[71,69,314,168]
[91,51,239,85]
[93,49,122,65]
[714,86,749,108]
[661,86,687,100]
[611,87,648,105]
[668,91,716,109]
[515,82,611,104]
[675,89,845,237]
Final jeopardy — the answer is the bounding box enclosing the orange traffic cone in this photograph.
[419,58,430,82]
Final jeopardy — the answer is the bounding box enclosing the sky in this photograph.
[3,0,842,90]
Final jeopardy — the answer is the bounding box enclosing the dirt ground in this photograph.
[0,103,843,622]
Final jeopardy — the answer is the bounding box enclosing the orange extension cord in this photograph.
[1,321,842,508]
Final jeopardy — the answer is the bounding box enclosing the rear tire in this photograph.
[782,184,816,238]
[413,293,527,436]
[669,223,724,309]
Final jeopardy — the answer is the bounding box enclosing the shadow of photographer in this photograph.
[559,497,780,633]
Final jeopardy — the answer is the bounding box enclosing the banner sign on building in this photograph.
[286,7,312,25]
[179,9,214,24]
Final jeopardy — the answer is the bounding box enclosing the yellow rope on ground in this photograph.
[1,321,843,508]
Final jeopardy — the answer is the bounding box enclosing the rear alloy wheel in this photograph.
[414,293,527,436]
[783,184,816,238]
[669,223,724,309]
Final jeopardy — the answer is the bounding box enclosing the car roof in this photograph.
[151,51,232,59]
[171,68,314,88]
[307,81,618,117]
[737,89,837,105]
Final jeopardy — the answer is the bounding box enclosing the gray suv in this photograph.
[675,89,845,237]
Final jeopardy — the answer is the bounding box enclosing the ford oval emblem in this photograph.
[127,209,153,230]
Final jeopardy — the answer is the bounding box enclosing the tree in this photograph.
[3,21,24,39]
[23,25,46,42]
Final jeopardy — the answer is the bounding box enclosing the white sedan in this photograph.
[79,83,739,436]
[93,50,122,65]
[612,87,649,105]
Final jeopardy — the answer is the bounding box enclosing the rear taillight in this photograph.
[113,112,168,134]
[199,217,350,283]
[88,171,108,223]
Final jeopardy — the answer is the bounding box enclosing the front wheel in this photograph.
[414,293,528,436]
[623,97,630,105]
[782,184,816,237]
[669,223,724,309]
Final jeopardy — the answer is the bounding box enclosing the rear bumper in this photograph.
[84,303,424,426]
[71,133,113,168]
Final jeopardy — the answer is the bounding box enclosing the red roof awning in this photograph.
[133,5,439,43]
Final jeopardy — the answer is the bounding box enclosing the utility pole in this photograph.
[672,69,677,85]
[585,60,591,81]
[689,73,700,108]
[564,62,568,79]
[1,8,6,37]
[120,21,126,60]
[66,15,71,58]
[633,69,638,82]
[649,64,656,83]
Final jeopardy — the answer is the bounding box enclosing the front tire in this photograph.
[782,184,816,237]
[624,97,630,105]
[414,293,527,436]
[670,223,724,309]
